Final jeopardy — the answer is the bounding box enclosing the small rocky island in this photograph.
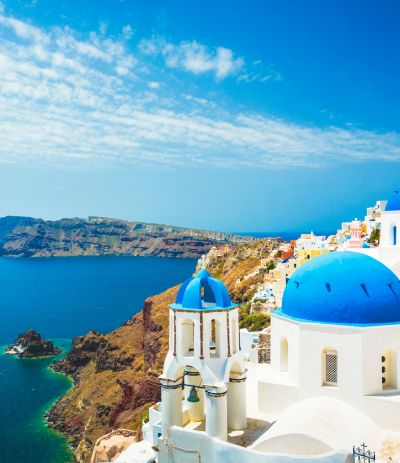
[6,329,61,358]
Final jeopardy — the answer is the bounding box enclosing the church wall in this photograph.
[298,323,363,399]
[270,315,301,383]
[380,211,400,247]
[259,316,400,431]
[361,325,400,395]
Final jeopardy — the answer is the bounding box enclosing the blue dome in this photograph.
[171,269,236,311]
[386,189,400,211]
[278,251,400,325]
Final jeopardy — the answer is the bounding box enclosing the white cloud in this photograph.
[0,11,399,170]
[138,37,244,81]
[99,22,108,36]
[122,24,134,40]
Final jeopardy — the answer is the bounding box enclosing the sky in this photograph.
[0,0,400,232]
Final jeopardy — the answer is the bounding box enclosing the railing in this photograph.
[353,443,375,463]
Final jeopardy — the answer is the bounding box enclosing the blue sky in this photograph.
[0,0,399,232]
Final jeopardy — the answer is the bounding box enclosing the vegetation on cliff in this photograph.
[47,238,281,462]
[0,216,253,258]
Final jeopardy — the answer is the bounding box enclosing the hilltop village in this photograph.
[51,189,400,463]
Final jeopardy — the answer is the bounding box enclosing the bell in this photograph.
[187,385,200,403]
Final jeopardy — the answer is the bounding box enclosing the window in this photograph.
[393,226,397,246]
[323,349,338,386]
[181,319,195,356]
[382,348,397,390]
[210,319,220,357]
[280,337,288,372]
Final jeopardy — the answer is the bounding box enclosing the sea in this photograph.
[0,231,327,462]
[0,256,196,463]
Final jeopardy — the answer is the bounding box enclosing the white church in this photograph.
[117,189,400,463]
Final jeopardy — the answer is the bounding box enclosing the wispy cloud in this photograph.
[0,10,399,170]
[139,37,244,80]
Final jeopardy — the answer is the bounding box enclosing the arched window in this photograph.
[322,348,338,386]
[210,319,220,357]
[231,318,238,354]
[181,319,195,356]
[280,337,288,372]
[382,348,397,390]
[393,226,397,246]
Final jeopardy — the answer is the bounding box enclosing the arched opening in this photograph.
[181,319,195,357]
[382,348,397,390]
[210,318,220,358]
[280,337,288,372]
[183,366,204,426]
[322,348,338,386]
[231,318,238,354]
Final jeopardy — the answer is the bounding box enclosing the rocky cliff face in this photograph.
[46,238,282,463]
[6,329,62,358]
[0,216,253,258]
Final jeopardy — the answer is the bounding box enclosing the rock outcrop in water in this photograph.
[46,238,282,463]
[0,215,253,258]
[6,329,61,358]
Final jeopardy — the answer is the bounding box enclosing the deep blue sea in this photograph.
[0,256,196,463]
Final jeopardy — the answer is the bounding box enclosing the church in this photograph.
[117,191,400,463]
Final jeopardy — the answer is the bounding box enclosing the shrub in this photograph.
[142,408,149,424]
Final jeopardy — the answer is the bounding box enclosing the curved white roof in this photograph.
[250,397,379,455]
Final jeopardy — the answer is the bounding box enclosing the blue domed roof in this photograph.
[278,251,400,325]
[171,269,236,311]
[386,189,400,211]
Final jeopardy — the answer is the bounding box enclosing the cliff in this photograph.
[47,238,282,462]
[0,216,253,258]
[6,329,61,358]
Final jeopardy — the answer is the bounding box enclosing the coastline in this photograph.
[0,339,74,463]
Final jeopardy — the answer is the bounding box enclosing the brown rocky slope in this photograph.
[47,238,282,462]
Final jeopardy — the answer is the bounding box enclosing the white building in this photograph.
[259,251,400,437]
[159,268,247,441]
[348,189,400,275]
[365,200,387,236]
[118,227,400,463]
[253,283,275,301]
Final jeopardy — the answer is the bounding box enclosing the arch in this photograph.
[382,348,397,390]
[210,318,220,357]
[280,337,288,372]
[181,319,195,357]
[231,317,238,354]
[183,366,204,424]
[322,348,338,386]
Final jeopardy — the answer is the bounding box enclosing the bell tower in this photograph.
[160,268,246,441]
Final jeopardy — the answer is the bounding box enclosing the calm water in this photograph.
[0,256,196,463]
